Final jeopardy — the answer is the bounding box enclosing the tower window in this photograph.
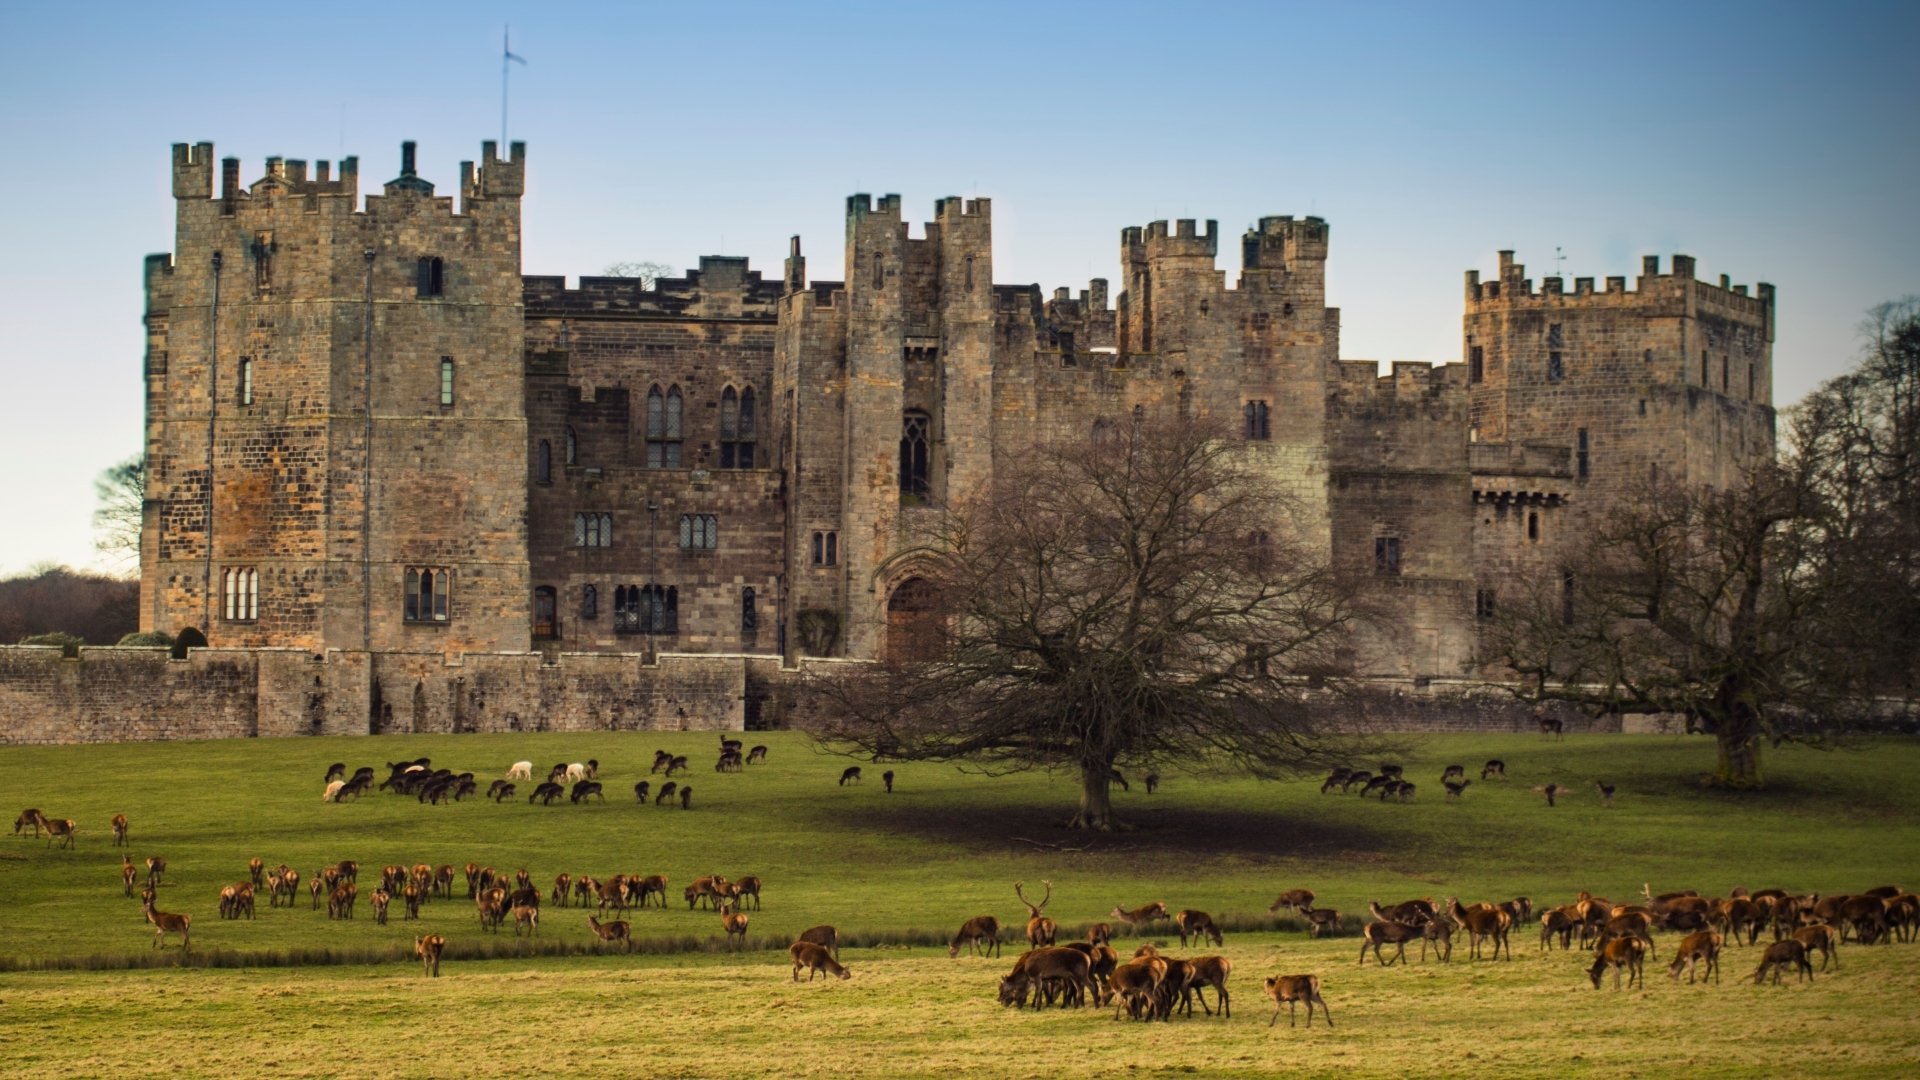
[238,358,253,406]
[417,256,444,298]
[1702,350,1709,385]
[900,410,931,503]
[1748,365,1755,400]
[647,385,684,469]
[811,530,838,567]
[581,584,598,620]
[1469,345,1484,384]
[742,587,758,634]
[222,567,258,622]
[565,427,578,466]
[1476,588,1495,621]
[872,250,884,290]
[1547,352,1564,382]
[1244,400,1271,441]
[574,512,613,548]
[1721,356,1729,392]
[1374,536,1401,576]
[404,567,451,623]
[679,514,718,551]
[720,385,757,469]
[1576,428,1589,479]
[536,440,552,484]
[439,358,455,407]
[1528,512,1539,541]
[964,255,974,292]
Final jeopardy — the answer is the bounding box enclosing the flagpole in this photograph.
[501,26,510,151]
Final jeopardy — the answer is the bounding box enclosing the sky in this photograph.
[0,1,1915,578]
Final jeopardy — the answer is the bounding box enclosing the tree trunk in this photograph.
[1068,762,1120,830]
[1713,699,1765,789]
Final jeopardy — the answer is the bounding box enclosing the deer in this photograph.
[632,780,650,803]
[1108,768,1130,793]
[506,760,533,780]
[1588,935,1646,989]
[41,817,77,849]
[1184,955,1232,1018]
[1300,907,1343,938]
[402,883,423,920]
[1666,930,1723,984]
[372,888,391,925]
[415,934,445,977]
[1369,898,1435,927]
[14,808,45,838]
[631,874,669,909]
[1535,782,1563,807]
[747,744,769,764]
[882,770,895,792]
[1085,922,1113,945]
[1443,779,1471,800]
[1753,938,1814,984]
[1481,759,1506,780]
[247,857,264,888]
[1016,881,1056,946]
[731,874,762,910]
[587,915,633,952]
[433,865,454,898]
[1360,919,1421,966]
[274,868,300,909]
[1340,770,1372,793]
[142,891,191,951]
[144,855,166,887]
[1594,780,1616,808]
[719,900,750,948]
[999,946,1095,1009]
[1540,906,1579,951]
[651,749,672,774]
[1105,958,1166,1021]
[1377,762,1404,780]
[798,924,840,960]
[1110,901,1169,929]
[1320,767,1351,794]
[121,855,138,898]
[512,902,540,937]
[1358,774,1392,798]
[550,873,571,908]
[570,780,604,804]
[680,786,693,810]
[791,941,852,981]
[949,915,1001,958]
[1144,772,1160,794]
[1793,923,1840,972]
[666,755,689,776]
[838,766,862,786]
[1420,917,1454,963]
[1265,974,1330,1028]
[1440,764,1465,782]
[1268,888,1316,914]
[110,813,128,847]
[1536,709,1565,738]
[654,782,678,806]
[1176,909,1224,948]
[328,882,358,920]
[529,782,564,805]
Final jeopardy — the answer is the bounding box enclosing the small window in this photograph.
[1374,536,1401,576]
[574,513,613,548]
[742,587,758,634]
[533,586,558,640]
[1702,350,1709,385]
[679,514,718,551]
[872,250,884,290]
[1721,355,1729,393]
[1644,349,1654,364]
[417,256,444,298]
[811,530,838,567]
[581,584,598,619]
[565,427,578,466]
[964,255,974,292]
[1469,345,1484,384]
[720,385,757,469]
[1475,588,1495,621]
[1547,323,1564,348]
[1547,352,1564,382]
[1747,365,1755,400]
[647,385,684,469]
[1243,400,1271,441]
[614,585,639,634]
[238,358,254,406]
[1638,399,1647,417]
[636,584,678,635]
[536,440,552,484]
[1576,428,1589,480]
[439,358,455,407]
[900,411,931,503]
[404,567,451,623]
[222,567,258,621]
[1528,512,1540,541]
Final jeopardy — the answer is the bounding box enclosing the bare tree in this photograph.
[91,454,143,568]
[806,414,1371,830]
[600,261,675,289]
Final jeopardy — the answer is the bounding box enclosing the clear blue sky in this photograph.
[1,1,1915,578]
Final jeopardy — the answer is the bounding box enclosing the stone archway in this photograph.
[884,576,942,665]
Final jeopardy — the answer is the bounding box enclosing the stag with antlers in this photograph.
[1016,880,1057,947]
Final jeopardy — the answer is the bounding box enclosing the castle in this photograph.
[138,140,1778,688]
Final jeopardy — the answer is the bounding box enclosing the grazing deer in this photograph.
[719,901,749,947]
[111,813,128,847]
[142,892,191,951]
[1481,759,1506,781]
[680,786,693,810]
[791,940,852,981]
[372,888,391,925]
[1320,767,1350,794]
[1441,764,1465,782]
[1108,768,1130,793]
[1369,898,1435,927]
[1176,909,1224,948]
[1588,935,1646,989]
[1793,924,1840,972]
[1753,939,1814,984]
[1535,783,1563,807]
[42,817,77,849]
[715,750,743,773]
[666,755,689,776]
[415,934,445,977]
[1268,888,1317,914]
[1265,974,1330,1028]
[651,749,672,774]
[587,915,633,952]
[1106,958,1166,1021]
[838,766,862,786]
[488,782,515,802]
[1420,917,1454,963]
[1301,907,1343,938]
[15,808,46,838]
[529,782,564,805]
[798,923,840,960]
[1666,930,1723,984]
[1360,919,1421,966]
[731,875,762,910]
[1017,881,1056,946]
[882,770,895,793]
[122,855,138,898]
[1378,763,1404,780]
[551,873,572,908]
[1397,782,1417,802]
[570,780,604,804]
[1594,780,1616,808]
[1443,779,1471,800]
[949,915,1001,958]
[655,782,678,806]
[1358,774,1391,798]
[999,946,1094,1009]
[1109,901,1169,928]
[325,762,346,783]
[1339,770,1371,793]
[632,780,650,803]
[512,903,540,937]
[506,760,533,780]
[748,745,768,763]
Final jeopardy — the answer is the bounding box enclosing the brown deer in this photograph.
[552,872,572,908]
[719,900,749,948]
[1264,974,1331,1028]
[587,915,633,952]
[1420,917,1453,963]
[328,882,358,920]
[415,934,445,977]
[1320,767,1351,794]
[748,745,768,764]
[1753,939,1814,984]
[730,874,763,910]
[999,946,1095,1009]
[680,786,693,810]
[1368,898,1435,927]
[798,923,840,960]
[144,855,166,887]
[1539,906,1579,951]
[1666,930,1723,984]
[1588,935,1646,989]
[142,892,191,951]
[1481,759,1506,780]
[434,865,455,899]
[248,857,264,888]
[1176,909,1224,948]
[121,855,138,898]
[1016,881,1056,947]
[274,868,300,909]
[1793,924,1840,972]
[371,888,391,925]
[838,766,862,786]
[1267,888,1316,914]
[1110,901,1170,929]
[949,915,1001,958]
[1105,958,1166,1020]
[632,874,669,909]
[1085,922,1113,945]
[1300,907,1343,938]
[111,813,128,847]
[14,808,45,838]
[1186,955,1232,1018]
[402,883,423,920]
[41,817,77,849]
[512,902,540,937]
[1359,919,1421,966]
[791,941,852,981]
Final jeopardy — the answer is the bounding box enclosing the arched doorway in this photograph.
[885,577,942,665]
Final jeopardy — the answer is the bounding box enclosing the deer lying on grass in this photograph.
[798,924,840,960]
[1666,930,1723,984]
[142,891,190,951]
[1176,909,1224,948]
[1753,939,1814,984]
[719,900,750,948]
[1110,901,1169,929]
[111,813,128,847]
[1360,919,1421,966]
[588,915,632,952]
[791,941,852,981]
[950,915,1002,958]
[1265,974,1330,1028]
[416,934,445,977]
[1793,924,1840,971]
[1017,881,1056,947]
[1268,889,1316,914]
[1588,935,1646,989]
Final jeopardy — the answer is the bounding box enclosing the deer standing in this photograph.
[1017,880,1056,947]
[791,941,852,981]
[111,813,128,847]
[1666,930,1722,984]
[588,915,633,952]
[719,900,750,948]
[1753,939,1814,984]
[949,914,1001,958]
[415,934,445,977]
[142,891,191,951]
[1264,974,1331,1028]
[1594,780,1616,808]
[1176,909,1224,948]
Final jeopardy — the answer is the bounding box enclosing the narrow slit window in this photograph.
[439,358,455,407]
[238,358,253,406]
[536,440,552,483]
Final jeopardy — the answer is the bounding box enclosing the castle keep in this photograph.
[138,141,1777,689]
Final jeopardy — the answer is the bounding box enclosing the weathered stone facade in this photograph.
[138,141,1775,689]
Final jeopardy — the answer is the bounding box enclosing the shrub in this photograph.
[117,631,174,648]
[19,631,83,658]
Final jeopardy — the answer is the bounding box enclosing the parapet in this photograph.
[1333,359,1469,396]
[1464,249,1774,320]
[847,193,904,220]
[933,196,990,222]
[171,141,358,203]
[1125,218,1219,264]
[1243,214,1329,270]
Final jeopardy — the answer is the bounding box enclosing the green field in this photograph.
[1,731,1917,1078]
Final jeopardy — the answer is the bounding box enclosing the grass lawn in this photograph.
[0,731,1916,1077]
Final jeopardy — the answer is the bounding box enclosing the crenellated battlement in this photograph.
[847,193,903,219]
[524,256,785,318]
[1243,214,1329,271]
[171,140,524,215]
[1125,218,1219,264]
[933,196,990,222]
[1465,249,1774,321]
[1333,360,1470,398]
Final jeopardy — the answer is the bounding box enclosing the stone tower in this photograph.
[141,141,530,653]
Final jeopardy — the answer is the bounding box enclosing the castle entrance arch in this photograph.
[884,576,942,665]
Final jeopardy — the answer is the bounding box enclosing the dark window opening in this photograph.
[811,530,839,567]
[720,385,757,469]
[1244,399,1271,440]
[252,234,273,294]
[1576,427,1589,479]
[404,567,451,623]
[872,250,884,290]
[1702,350,1709,385]
[1747,365,1755,400]
[1527,512,1539,541]
[574,512,613,548]
[1374,536,1401,576]
[679,514,718,551]
[1721,355,1729,392]
[1547,323,1564,348]
[1469,345,1484,384]
[1476,588,1496,621]
[581,584,598,620]
[647,385,684,469]
[533,586,558,640]
[742,587,758,635]
[964,255,974,292]
[1547,351,1564,382]
[536,440,552,484]
[900,410,931,503]
[1638,399,1647,417]
[565,427,578,466]
[416,256,444,298]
